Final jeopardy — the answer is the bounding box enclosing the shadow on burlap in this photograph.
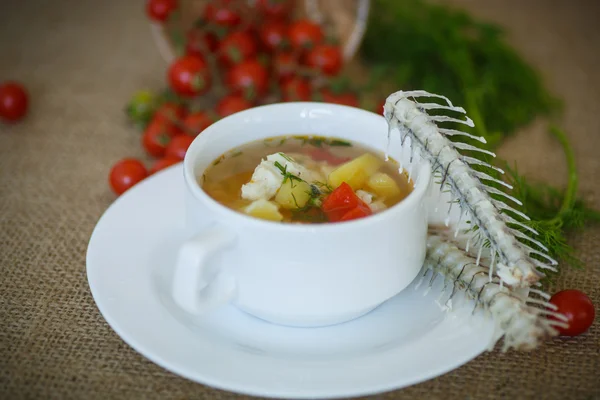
[0,0,598,399]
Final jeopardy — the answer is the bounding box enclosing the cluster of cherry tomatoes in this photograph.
[0,81,29,123]
[110,0,374,197]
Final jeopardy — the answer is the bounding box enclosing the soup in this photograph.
[200,135,413,223]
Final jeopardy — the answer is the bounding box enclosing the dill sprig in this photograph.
[361,0,559,146]
[501,126,600,269]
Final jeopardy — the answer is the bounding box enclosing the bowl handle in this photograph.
[171,226,237,315]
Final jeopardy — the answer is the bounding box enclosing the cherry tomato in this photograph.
[226,59,269,98]
[125,90,156,126]
[186,29,219,56]
[165,134,194,160]
[0,82,29,122]
[142,117,180,157]
[273,51,296,81]
[305,44,343,76]
[280,77,311,101]
[181,111,215,136]
[256,0,295,19]
[216,94,253,117]
[288,20,323,50]
[146,0,177,22]
[150,156,181,174]
[320,89,359,107]
[203,2,241,27]
[550,289,595,336]
[153,102,186,124]
[109,159,148,195]
[167,55,211,97]
[218,31,258,66]
[260,21,288,52]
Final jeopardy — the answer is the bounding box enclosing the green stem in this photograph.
[548,125,578,221]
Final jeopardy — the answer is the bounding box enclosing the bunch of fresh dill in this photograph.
[361,0,559,147]
[359,0,598,268]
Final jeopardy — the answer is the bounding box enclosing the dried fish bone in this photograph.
[384,90,557,287]
[424,226,568,351]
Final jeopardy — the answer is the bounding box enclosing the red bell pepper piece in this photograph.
[322,182,372,222]
[340,203,373,221]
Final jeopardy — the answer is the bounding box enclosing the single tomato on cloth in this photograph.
[550,289,595,337]
[109,159,148,195]
[322,182,372,222]
[0,82,29,122]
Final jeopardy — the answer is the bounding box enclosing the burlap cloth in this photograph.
[1,0,599,399]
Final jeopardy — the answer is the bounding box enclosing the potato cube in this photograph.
[243,199,283,221]
[275,179,312,209]
[366,172,401,198]
[327,153,383,190]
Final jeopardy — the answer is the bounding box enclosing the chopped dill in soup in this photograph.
[200,135,414,223]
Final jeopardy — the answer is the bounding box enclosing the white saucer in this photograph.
[86,164,496,399]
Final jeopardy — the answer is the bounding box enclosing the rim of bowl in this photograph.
[183,102,432,232]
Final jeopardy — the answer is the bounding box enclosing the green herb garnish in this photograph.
[501,126,600,271]
[301,137,353,148]
[273,160,303,186]
[361,0,558,145]
[329,139,352,147]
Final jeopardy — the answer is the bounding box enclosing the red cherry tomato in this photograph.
[320,89,359,107]
[181,111,215,136]
[109,158,148,195]
[0,82,29,122]
[288,20,323,50]
[165,134,194,160]
[273,51,296,81]
[186,29,219,56]
[146,0,177,22]
[150,156,181,174]
[142,117,180,157]
[218,31,258,66]
[216,94,253,117]
[167,55,211,97]
[256,0,295,19]
[260,21,288,52]
[280,77,311,101]
[153,102,186,125]
[305,44,343,76]
[226,59,269,98]
[150,157,181,174]
[550,289,595,336]
[203,2,241,27]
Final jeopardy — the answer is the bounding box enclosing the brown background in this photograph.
[1,0,599,399]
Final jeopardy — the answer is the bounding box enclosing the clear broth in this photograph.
[200,135,414,223]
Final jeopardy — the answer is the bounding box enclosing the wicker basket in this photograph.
[150,0,371,64]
